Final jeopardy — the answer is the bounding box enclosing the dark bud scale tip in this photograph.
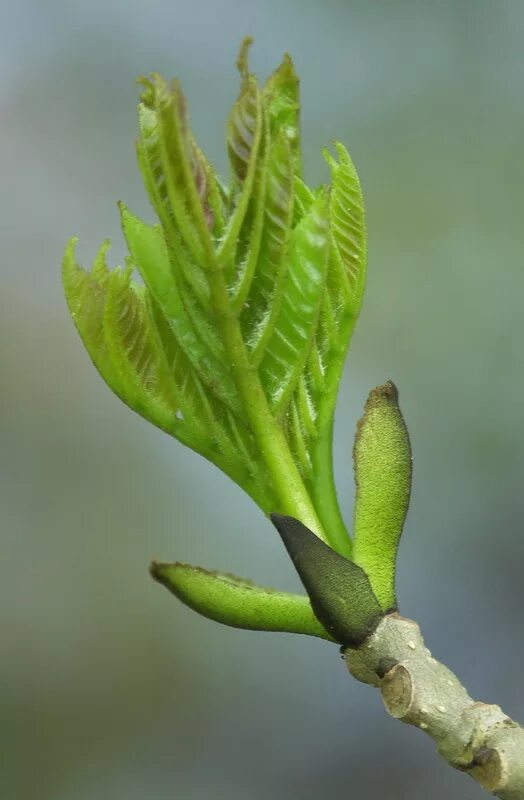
[270,514,384,646]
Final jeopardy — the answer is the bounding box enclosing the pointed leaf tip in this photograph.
[270,514,383,646]
[263,51,301,175]
[237,36,254,79]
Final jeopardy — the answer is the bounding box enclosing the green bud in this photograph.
[150,560,333,641]
[352,381,412,611]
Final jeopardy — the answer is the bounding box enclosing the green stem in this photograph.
[176,79,327,541]
[311,418,352,558]
[206,263,328,542]
[309,315,358,557]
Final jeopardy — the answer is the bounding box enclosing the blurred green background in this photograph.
[2,1,524,797]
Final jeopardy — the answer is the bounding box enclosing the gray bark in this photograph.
[344,614,524,798]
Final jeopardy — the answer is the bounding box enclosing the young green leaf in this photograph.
[324,142,367,306]
[239,131,294,352]
[258,194,330,411]
[352,381,412,610]
[63,238,114,382]
[262,52,301,175]
[63,239,177,434]
[138,74,211,263]
[220,71,265,270]
[64,237,274,510]
[276,144,367,557]
[119,204,243,418]
[63,43,372,560]
[102,266,179,432]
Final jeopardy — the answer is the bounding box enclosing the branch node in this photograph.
[343,614,524,797]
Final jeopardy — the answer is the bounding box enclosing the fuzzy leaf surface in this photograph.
[63,45,370,555]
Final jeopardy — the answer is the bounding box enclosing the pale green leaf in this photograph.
[325,141,366,308]
[63,48,373,561]
[119,204,244,420]
[102,266,179,433]
[219,76,264,267]
[63,238,178,434]
[282,143,367,556]
[227,74,261,184]
[229,108,269,311]
[263,53,301,175]
[241,132,294,354]
[138,74,212,262]
[62,238,115,383]
[258,194,330,412]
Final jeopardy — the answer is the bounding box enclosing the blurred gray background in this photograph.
[2,1,524,798]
